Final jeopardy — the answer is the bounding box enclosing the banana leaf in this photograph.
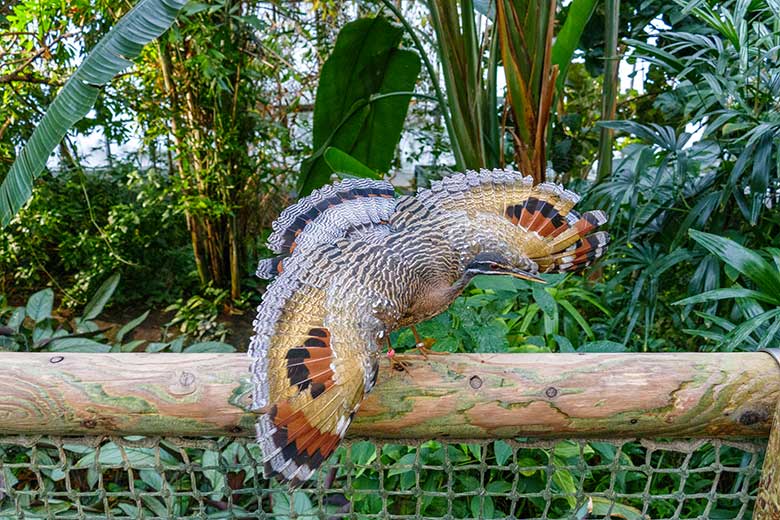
[0,0,188,228]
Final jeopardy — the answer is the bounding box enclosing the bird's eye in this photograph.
[489,263,500,269]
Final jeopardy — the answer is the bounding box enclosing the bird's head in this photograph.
[464,252,545,283]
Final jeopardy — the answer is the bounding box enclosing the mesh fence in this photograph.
[0,435,766,520]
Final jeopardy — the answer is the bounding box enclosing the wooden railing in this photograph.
[2,350,779,515]
[0,352,776,439]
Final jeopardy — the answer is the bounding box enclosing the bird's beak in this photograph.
[507,268,546,283]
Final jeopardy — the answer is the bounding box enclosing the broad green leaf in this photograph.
[552,469,577,507]
[486,480,512,493]
[81,273,121,322]
[140,496,169,518]
[47,338,112,353]
[471,319,509,353]
[517,456,540,477]
[120,339,146,353]
[116,310,150,343]
[0,0,188,227]
[675,287,779,306]
[553,334,575,353]
[323,147,381,179]
[388,452,417,477]
[7,307,26,331]
[145,342,171,353]
[472,275,526,292]
[75,445,175,469]
[690,230,780,297]
[26,289,53,322]
[589,496,648,519]
[298,16,421,195]
[532,285,557,318]
[350,441,377,479]
[573,498,592,520]
[32,323,53,344]
[470,495,494,519]
[183,341,236,353]
[201,450,225,497]
[578,340,627,353]
[493,440,513,466]
[552,0,598,91]
[138,469,164,491]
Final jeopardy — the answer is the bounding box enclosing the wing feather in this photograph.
[395,169,608,273]
[249,247,382,486]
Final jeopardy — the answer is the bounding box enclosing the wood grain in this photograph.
[756,352,780,518]
[0,352,776,438]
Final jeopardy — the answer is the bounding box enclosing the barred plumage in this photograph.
[249,169,610,485]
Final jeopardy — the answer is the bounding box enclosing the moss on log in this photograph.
[0,352,775,439]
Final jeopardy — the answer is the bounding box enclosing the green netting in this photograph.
[0,435,765,519]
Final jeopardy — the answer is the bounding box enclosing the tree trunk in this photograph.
[157,40,209,285]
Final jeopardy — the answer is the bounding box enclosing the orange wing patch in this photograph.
[505,198,569,236]
[286,327,335,399]
[501,188,609,274]
[266,400,342,484]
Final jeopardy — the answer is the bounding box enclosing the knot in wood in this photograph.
[81,419,97,429]
[168,371,198,396]
[739,409,768,426]
[49,356,64,364]
[545,386,558,398]
[469,375,482,389]
[179,371,195,387]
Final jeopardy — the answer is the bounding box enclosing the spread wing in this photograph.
[249,247,381,486]
[256,178,397,279]
[392,169,609,273]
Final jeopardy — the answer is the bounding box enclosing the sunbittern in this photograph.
[250,169,609,485]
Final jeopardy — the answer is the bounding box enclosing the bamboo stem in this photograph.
[0,353,776,439]
[596,0,620,182]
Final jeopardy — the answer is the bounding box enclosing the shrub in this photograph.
[0,165,196,307]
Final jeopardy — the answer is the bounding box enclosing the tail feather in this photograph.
[537,231,611,273]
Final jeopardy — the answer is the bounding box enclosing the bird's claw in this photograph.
[386,347,410,372]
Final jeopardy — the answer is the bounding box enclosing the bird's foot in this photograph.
[407,338,447,360]
[408,326,447,359]
[386,347,410,372]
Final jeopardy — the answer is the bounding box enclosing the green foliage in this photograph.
[0,0,188,227]
[551,0,599,92]
[676,230,780,351]
[392,274,613,354]
[626,0,780,224]
[0,167,195,306]
[0,272,235,354]
[0,274,139,353]
[323,147,381,180]
[164,284,232,342]
[298,16,422,195]
[588,121,750,349]
[422,0,598,176]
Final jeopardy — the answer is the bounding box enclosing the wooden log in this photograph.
[756,349,780,517]
[755,394,780,517]
[0,352,776,438]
